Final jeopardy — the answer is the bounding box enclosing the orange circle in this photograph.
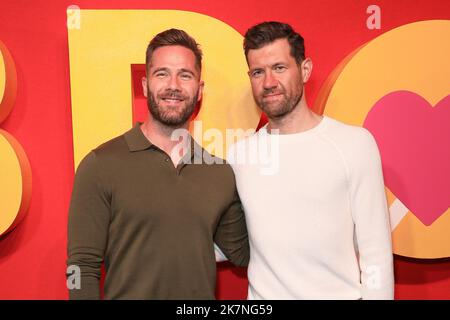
[316,21,450,258]
[0,129,32,236]
[0,40,17,124]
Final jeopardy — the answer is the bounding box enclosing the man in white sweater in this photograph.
[227,21,394,299]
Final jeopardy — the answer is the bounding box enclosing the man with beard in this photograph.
[227,22,394,299]
[67,29,249,299]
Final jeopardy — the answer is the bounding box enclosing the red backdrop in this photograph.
[0,0,449,299]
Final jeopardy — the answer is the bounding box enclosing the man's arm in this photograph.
[213,189,250,267]
[67,151,111,300]
[351,129,394,299]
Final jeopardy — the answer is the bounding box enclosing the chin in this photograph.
[266,108,293,120]
[161,113,191,127]
[262,105,283,117]
[162,117,185,126]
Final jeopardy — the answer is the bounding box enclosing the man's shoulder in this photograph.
[324,116,370,137]
[79,130,131,169]
[199,147,234,173]
[322,116,376,148]
[225,131,259,164]
[228,130,260,152]
[187,145,238,190]
[322,117,381,170]
[93,133,128,155]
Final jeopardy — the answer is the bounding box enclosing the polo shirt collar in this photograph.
[125,123,153,152]
[124,123,205,162]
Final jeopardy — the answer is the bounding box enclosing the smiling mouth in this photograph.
[161,97,184,102]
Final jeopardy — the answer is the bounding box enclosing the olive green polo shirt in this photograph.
[67,123,249,300]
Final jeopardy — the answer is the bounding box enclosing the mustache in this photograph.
[262,88,285,97]
[158,89,187,100]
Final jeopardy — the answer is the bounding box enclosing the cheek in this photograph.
[149,77,169,89]
[293,71,302,84]
[250,79,263,96]
[282,74,301,93]
[184,83,200,96]
[151,83,166,96]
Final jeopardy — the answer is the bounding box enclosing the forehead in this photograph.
[150,45,197,70]
[247,38,294,67]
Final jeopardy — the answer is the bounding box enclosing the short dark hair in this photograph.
[145,28,202,73]
[243,21,305,64]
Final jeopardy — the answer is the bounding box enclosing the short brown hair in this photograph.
[145,29,202,73]
[244,21,305,64]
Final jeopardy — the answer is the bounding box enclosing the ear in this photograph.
[197,80,205,102]
[141,77,148,98]
[301,58,313,83]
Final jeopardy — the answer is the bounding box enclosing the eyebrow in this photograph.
[249,67,263,73]
[272,62,286,67]
[249,62,286,72]
[151,67,198,78]
[152,67,170,75]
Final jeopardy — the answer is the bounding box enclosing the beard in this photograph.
[256,85,303,120]
[147,89,198,128]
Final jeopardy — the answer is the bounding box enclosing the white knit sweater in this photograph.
[227,116,394,300]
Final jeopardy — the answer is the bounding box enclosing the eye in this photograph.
[274,65,286,72]
[155,71,168,78]
[180,72,193,80]
[250,69,264,78]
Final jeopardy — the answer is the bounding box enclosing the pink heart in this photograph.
[363,91,450,226]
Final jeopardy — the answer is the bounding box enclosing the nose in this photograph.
[263,71,278,91]
[167,74,181,91]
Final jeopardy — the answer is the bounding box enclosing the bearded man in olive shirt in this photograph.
[67,29,249,299]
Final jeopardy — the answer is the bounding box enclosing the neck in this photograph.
[140,117,190,161]
[267,96,322,135]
